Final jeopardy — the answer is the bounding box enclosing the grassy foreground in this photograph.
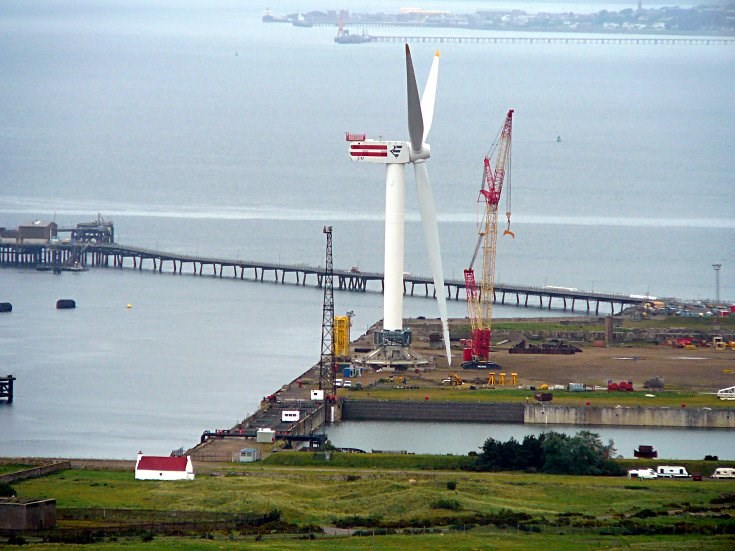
[7,460,735,549]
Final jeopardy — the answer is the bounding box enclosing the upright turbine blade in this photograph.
[405,44,423,154]
[421,51,440,143]
[414,162,452,366]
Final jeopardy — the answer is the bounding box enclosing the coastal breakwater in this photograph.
[341,400,734,429]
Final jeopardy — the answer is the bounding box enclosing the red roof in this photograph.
[137,456,188,472]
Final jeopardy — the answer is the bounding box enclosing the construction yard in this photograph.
[341,315,735,396]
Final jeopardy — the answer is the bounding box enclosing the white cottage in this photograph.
[134,452,195,481]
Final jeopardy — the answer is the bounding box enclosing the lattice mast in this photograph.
[319,226,335,392]
[463,110,514,363]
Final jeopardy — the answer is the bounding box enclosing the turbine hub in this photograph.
[409,142,431,162]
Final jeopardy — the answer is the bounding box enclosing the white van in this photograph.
[656,465,690,478]
[628,468,657,480]
[712,467,735,479]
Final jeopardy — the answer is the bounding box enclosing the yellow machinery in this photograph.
[333,315,352,358]
[712,336,735,351]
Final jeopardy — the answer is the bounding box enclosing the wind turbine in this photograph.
[346,45,451,367]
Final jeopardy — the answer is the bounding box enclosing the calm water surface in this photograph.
[0,0,732,459]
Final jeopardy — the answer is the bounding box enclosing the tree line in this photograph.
[473,431,624,476]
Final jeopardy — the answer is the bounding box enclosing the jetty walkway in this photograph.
[0,241,644,314]
[363,35,734,46]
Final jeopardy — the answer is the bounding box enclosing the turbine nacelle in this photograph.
[347,139,410,164]
[346,137,431,164]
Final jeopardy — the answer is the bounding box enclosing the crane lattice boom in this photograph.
[463,109,514,365]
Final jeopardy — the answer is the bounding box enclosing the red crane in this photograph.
[463,109,514,369]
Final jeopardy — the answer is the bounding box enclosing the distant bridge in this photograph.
[0,242,646,314]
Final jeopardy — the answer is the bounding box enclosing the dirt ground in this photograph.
[347,317,735,393]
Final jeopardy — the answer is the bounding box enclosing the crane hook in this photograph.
[502,211,515,238]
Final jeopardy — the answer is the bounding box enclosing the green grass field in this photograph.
[490,316,735,333]
[344,386,734,408]
[8,462,735,549]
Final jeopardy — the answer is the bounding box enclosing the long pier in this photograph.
[0,242,644,314]
[366,35,734,45]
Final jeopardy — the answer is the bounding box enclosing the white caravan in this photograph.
[712,467,735,479]
[656,465,690,478]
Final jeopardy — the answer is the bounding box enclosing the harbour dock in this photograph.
[187,360,342,462]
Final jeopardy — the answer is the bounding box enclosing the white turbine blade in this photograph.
[414,161,451,366]
[421,51,440,143]
[405,44,423,154]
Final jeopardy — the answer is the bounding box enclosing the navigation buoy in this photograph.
[127,304,132,309]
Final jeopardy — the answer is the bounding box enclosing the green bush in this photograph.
[0,481,16,497]
[446,480,457,491]
[430,498,462,511]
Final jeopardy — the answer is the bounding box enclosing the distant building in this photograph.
[17,220,57,244]
[238,448,260,463]
[134,452,195,481]
[0,227,18,244]
[0,498,56,530]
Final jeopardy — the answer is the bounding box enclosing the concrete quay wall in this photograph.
[342,400,525,423]
[524,405,735,428]
[341,400,733,428]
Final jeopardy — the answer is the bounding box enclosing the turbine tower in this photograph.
[345,45,451,368]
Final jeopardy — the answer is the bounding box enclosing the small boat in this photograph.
[335,29,373,44]
[262,9,289,23]
[634,445,658,459]
[62,261,88,272]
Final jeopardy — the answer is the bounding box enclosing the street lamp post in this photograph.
[712,263,722,331]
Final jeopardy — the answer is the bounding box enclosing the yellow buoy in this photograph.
[126,304,132,309]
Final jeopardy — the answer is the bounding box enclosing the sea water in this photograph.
[0,0,733,459]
